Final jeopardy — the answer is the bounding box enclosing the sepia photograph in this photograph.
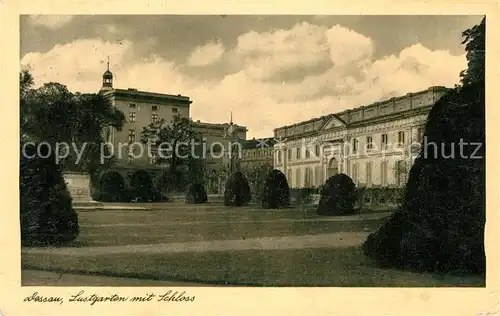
[19,14,486,289]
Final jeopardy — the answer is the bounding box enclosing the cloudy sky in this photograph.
[20,15,483,138]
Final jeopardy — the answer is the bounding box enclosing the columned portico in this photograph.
[321,138,345,181]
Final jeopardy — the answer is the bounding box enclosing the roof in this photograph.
[241,137,276,150]
[192,121,248,131]
[101,88,192,104]
[274,86,450,133]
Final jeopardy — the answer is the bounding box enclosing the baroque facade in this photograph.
[273,86,450,189]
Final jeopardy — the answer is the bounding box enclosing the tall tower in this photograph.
[100,56,113,92]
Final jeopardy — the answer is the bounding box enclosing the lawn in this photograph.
[22,247,484,287]
[21,203,485,287]
[50,204,391,247]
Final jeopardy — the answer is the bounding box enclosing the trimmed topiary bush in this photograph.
[224,171,252,206]
[129,170,154,201]
[98,171,130,202]
[20,144,79,246]
[261,169,290,209]
[128,170,168,202]
[317,173,356,216]
[185,183,208,204]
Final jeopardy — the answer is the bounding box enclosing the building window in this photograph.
[315,144,320,157]
[152,105,158,112]
[304,167,312,188]
[287,148,292,161]
[129,112,136,123]
[152,113,158,123]
[128,129,136,143]
[172,107,178,114]
[398,131,405,145]
[417,127,424,143]
[366,161,372,186]
[296,168,301,188]
[305,147,310,158]
[314,165,321,186]
[277,151,282,163]
[352,138,358,153]
[129,103,136,109]
[352,163,358,184]
[366,136,373,151]
[381,161,387,186]
[381,134,388,149]
[296,147,301,159]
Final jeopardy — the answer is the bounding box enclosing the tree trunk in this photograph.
[170,140,177,174]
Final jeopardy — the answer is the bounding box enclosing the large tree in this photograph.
[20,72,125,176]
[19,70,74,246]
[362,17,486,275]
[141,114,202,191]
[460,17,485,86]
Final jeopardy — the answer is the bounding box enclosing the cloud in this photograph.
[234,22,332,82]
[325,25,374,68]
[20,22,467,139]
[187,40,225,67]
[21,39,135,92]
[29,15,75,29]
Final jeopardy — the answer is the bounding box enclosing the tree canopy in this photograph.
[460,17,485,86]
[140,114,204,190]
[20,69,126,174]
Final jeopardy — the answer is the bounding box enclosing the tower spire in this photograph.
[100,56,114,92]
[230,111,233,124]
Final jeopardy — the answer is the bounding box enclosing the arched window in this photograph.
[328,158,339,177]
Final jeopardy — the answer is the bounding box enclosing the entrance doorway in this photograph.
[327,157,339,177]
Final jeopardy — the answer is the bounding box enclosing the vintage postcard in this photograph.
[1,0,499,315]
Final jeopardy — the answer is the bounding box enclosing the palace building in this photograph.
[273,86,450,189]
[98,61,247,185]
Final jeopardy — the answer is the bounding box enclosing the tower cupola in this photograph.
[101,56,113,91]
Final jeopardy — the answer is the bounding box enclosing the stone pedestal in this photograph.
[311,194,321,205]
[63,172,96,204]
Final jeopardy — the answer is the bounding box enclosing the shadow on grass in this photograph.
[22,246,485,287]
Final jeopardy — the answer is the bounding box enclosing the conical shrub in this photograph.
[186,182,208,204]
[224,171,252,206]
[316,173,356,216]
[20,143,79,246]
[261,169,290,209]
